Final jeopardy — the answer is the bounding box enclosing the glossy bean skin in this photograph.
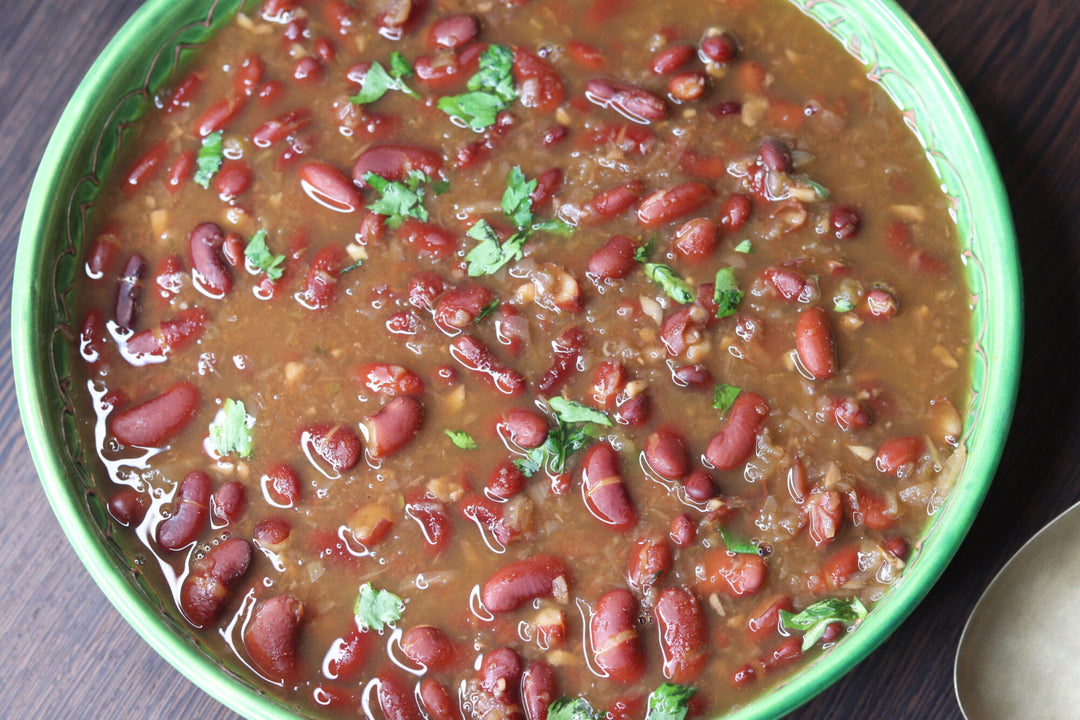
[654,587,709,682]
[874,436,925,476]
[187,222,232,298]
[124,307,209,361]
[625,536,672,594]
[703,392,770,470]
[299,161,362,212]
[805,489,843,546]
[585,77,668,123]
[401,625,457,671]
[213,481,247,525]
[110,381,200,447]
[244,595,305,684]
[795,306,838,379]
[587,235,638,282]
[585,181,644,221]
[404,494,453,552]
[429,13,478,49]
[522,660,558,720]
[450,335,527,395]
[178,537,253,626]
[300,423,362,472]
[420,679,464,720]
[363,395,424,459]
[475,647,525,720]
[697,549,767,598]
[498,408,548,449]
[651,43,695,75]
[157,471,212,551]
[637,181,714,227]
[106,488,148,527]
[353,363,425,397]
[537,326,585,395]
[643,429,690,480]
[481,554,569,612]
[114,253,146,330]
[589,589,646,684]
[580,442,638,531]
[261,463,302,507]
[353,144,443,187]
[377,671,424,720]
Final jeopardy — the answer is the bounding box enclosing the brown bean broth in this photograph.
[74,0,971,716]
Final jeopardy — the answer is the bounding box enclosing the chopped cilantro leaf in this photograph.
[515,414,601,478]
[633,236,656,263]
[548,397,612,426]
[780,597,868,651]
[350,55,417,105]
[531,217,573,235]
[364,170,432,229]
[193,130,224,189]
[548,697,601,720]
[503,166,538,229]
[354,583,404,632]
[244,230,286,281]
[720,527,759,554]
[646,683,697,720]
[475,298,500,322]
[438,44,515,131]
[734,239,753,254]
[465,220,528,277]
[642,262,695,304]
[209,398,254,458]
[713,266,743,318]
[712,383,741,413]
[444,429,478,450]
[389,52,413,81]
[341,259,364,273]
[834,297,855,313]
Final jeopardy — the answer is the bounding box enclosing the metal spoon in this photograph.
[954,500,1080,719]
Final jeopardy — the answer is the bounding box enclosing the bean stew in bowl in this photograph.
[13,0,1020,718]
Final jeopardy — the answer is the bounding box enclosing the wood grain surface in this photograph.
[1,1,1077,718]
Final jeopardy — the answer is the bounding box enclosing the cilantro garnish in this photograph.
[513,399,610,477]
[713,266,743,318]
[350,53,418,104]
[645,683,698,720]
[193,130,224,188]
[548,697,601,720]
[734,239,753,254]
[712,383,741,413]
[438,44,516,131]
[642,262,695,304]
[208,398,254,458]
[444,429,478,450]
[502,166,537,228]
[720,527,759,555]
[548,397,612,426]
[475,298,500,322]
[354,583,404,632]
[244,230,285,281]
[364,170,436,229]
[780,597,868,651]
[834,297,855,313]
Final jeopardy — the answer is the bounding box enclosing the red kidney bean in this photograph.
[498,408,548,449]
[450,335,527,395]
[651,43,695,75]
[187,223,232,298]
[864,287,899,318]
[672,218,719,262]
[566,40,607,70]
[747,594,794,639]
[805,489,842,546]
[614,392,650,428]
[363,396,424,460]
[542,124,569,146]
[795,306,838,380]
[401,625,457,671]
[434,283,496,332]
[487,459,527,500]
[683,470,718,503]
[213,481,246,525]
[323,0,356,35]
[522,660,558,720]
[430,13,478,49]
[587,235,638,282]
[324,629,373,682]
[875,436,925,476]
[408,271,447,310]
[626,536,672,594]
[374,0,428,41]
[86,232,119,279]
[823,545,860,590]
[114,253,146,330]
[853,483,897,530]
[262,463,302,507]
[643,429,690,480]
[698,548,767,597]
[731,663,757,687]
[234,54,264,96]
[405,495,452,552]
[537,326,585,395]
[588,123,656,156]
[297,244,347,310]
[194,97,244,137]
[481,554,569,612]
[165,71,203,114]
[353,363,425,397]
[659,305,708,357]
[253,109,312,147]
[345,503,393,546]
[668,71,707,102]
[757,136,793,173]
[761,266,810,302]
[300,161,362,213]
[885,219,948,274]
[700,32,739,64]
[591,361,627,409]
[123,141,167,195]
[399,219,458,259]
[106,488,148,527]
[376,674,424,720]
[761,636,803,674]
[669,514,696,547]
[179,537,252,627]
[530,167,563,209]
[420,679,463,720]
[678,149,727,181]
[833,396,873,430]
[477,647,525,720]
[580,442,638,531]
[884,536,910,561]
[461,494,514,546]
[830,205,861,239]
[637,181,713,226]
[719,192,752,231]
[156,471,212,551]
[672,364,713,389]
[513,49,565,112]
[654,587,709,682]
[413,52,464,91]
[585,181,645,222]
[125,307,209,361]
[353,144,443,187]
[585,77,667,123]
[292,56,322,83]
[257,80,285,105]
[589,589,646,684]
[704,391,769,470]
[301,423,362,472]
[153,254,184,298]
[261,0,296,23]
[110,382,200,448]
[711,99,742,117]
[222,231,245,268]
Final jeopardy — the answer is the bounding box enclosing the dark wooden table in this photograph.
[1,1,1077,718]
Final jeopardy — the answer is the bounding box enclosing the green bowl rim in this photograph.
[12,0,1021,718]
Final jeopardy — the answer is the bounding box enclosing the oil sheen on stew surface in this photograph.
[74,0,972,716]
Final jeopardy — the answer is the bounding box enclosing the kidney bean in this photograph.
[698,548,768,597]
[345,503,392,546]
[626,536,672,594]
[637,181,713,226]
[542,124,569,146]
[830,205,861,239]
[187,223,232,298]
[805,489,843,546]
[257,80,285,105]
[671,364,712,390]
[461,494,513,547]
[585,77,667,123]
[254,518,290,551]
[86,232,120,280]
[260,463,301,508]
[114,253,145,330]
[399,219,459,259]
[731,663,757,687]
[363,396,424,460]
[669,514,696,547]
[704,391,769,470]
[297,244,347,310]
[654,587,709,682]
[522,660,558,720]
[353,363,425,397]
[434,284,496,332]
[375,675,424,720]
[401,625,457,671]
[178,537,252,627]
[450,335,527,395]
[404,495,452,552]
[853,484,897,530]
[156,471,212,551]
[162,150,195,192]
[125,308,209,363]
[212,481,246,525]
[585,181,645,222]
[530,167,563,209]
[420,679,463,720]
[481,554,569,612]
[864,287,899,318]
[487,459,527,500]
[110,382,200,448]
[106,488,148,527]
[589,589,645,684]
[353,144,444,187]
[513,49,565,112]
[300,423,362,472]
[875,435,925,476]
[261,0,296,23]
[322,0,356,35]
[832,396,873,430]
[299,162,362,213]
[498,408,548,449]
[757,136,793,174]
[537,327,585,395]
[591,361,627,410]
[587,235,638,282]
[253,109,312,147]
[580,442,638,531]
[408,271,446,310]
[323,629,374,682]
[883,536,910,561]
[678,149,727,181]
[668,71,707,102]
[683,470,718,503]
[761,636,802,674]
[614,392,650,427]
[165,71,203,114]
[292,56,322,83]
[429,13,478,49]
[761,266,810,303]
[651,44,695,75]
[700,32,739,64]
[566,40,607,70]
[795,306,838,380]
[123,141,167,195]
[747,594,794,639]
[659,305,708,357]
[476,647,524,720]
[247,595,306,686]
[642,429,690,480]
[413,52,464,91]
[823,544,860,590]
[719,192,752,231]
[672,218,718,262]
[375,0,428,41]
[194,97,244,137]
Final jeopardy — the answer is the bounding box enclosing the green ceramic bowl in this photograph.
[12,0,1021,718]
